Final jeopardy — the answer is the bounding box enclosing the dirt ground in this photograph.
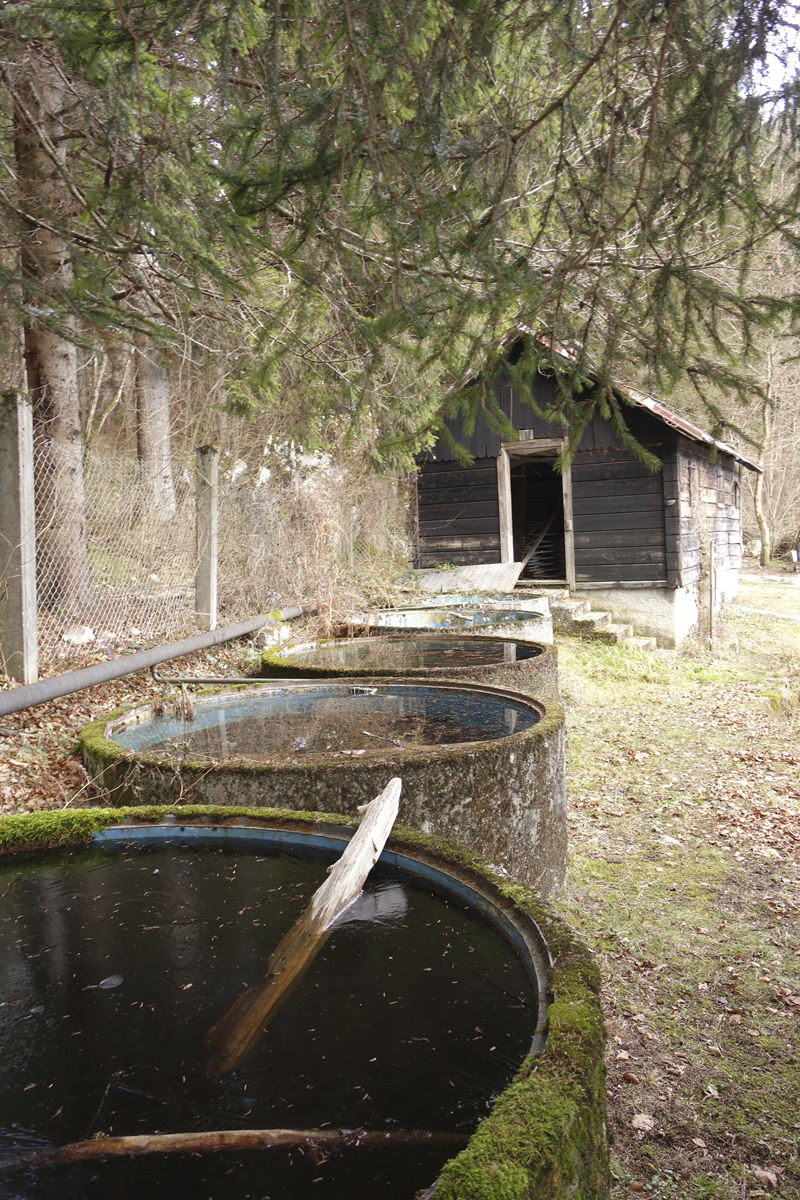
[1,569,799,1197]
[556,568,800,1199]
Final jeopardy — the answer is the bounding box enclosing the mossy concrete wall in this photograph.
[0,807,608,1199]
[80,684,568,897]
[261,638,560,703]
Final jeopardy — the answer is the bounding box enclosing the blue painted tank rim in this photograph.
[90,820,551,1054]
[102,677,547,751]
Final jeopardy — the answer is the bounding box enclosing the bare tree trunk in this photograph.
[134,336,176,521]
[755,347,774,568]
[12,43,91,608]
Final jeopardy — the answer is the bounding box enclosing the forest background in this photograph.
[2,0,800,660]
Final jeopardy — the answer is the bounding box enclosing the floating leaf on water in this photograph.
[99,975,123,990]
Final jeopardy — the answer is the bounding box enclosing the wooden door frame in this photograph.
[496,439,576,590]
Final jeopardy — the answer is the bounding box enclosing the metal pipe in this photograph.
[0,607,313,718]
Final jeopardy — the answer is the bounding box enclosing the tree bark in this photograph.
[755,346,774,568]
[12,43,92,608]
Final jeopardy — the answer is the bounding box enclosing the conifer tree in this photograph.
[0,0,798,466]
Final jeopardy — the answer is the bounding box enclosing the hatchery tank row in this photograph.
[260,635,559,701]
[81,680,567,896]
[0,809,609,1200]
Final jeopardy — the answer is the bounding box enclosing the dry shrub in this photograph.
[216,455,412,622]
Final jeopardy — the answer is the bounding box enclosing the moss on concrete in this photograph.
[260,638,560,703]
[79,686,569,897]
[0,807,608,1198]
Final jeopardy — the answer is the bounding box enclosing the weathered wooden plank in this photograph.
[206,778,401,1074]
[417,485,499,506]
[574,529,666,549]
[419,517,501,536]
[572,494,663,516]
[420,534,501,551]
[570,461,661,483]
[573,511,665,533]
[418,466,497,489]
[575,547,668,566]
[418,561,526,592]
[418,551,494,567]
[573,448,663,467]
[575,563,668,582]
[571,476,662,499]
[418,504,499,522]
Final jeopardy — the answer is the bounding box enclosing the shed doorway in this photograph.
[497,440,575,588]
[510,457,566,581]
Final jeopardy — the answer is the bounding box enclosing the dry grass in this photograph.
[556,569,800,1199]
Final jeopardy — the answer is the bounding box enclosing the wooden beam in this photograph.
[496,449,513,563]
[562,460,576,591]
[0,1127,470,1172]
[501,437,566,456]
[206,778,401,1074]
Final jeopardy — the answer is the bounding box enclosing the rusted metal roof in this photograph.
[617,384,761,472]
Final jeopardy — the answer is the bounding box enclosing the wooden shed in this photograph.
[414,346,759,645]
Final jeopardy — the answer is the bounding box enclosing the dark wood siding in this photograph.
[415,458,501,568]
[571,449,668,585]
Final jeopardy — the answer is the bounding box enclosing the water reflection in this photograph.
[285,635,542,670]
[112,683,540,764]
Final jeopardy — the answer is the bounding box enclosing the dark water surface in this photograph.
[112,681,539,763]
[0,846,536,1199]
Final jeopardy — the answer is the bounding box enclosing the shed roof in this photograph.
[606,381,759,471]
[519,329,761,472]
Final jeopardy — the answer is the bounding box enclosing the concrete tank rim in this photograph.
[0,805,608,1200]
[80,676,562,777]
[260,637,558,684]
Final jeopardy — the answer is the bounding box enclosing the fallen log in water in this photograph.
[206,776,402,1074]
[0,1126,469,1172]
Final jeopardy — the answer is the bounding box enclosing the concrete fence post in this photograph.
[195,445,219,631]
[0,391,38,682]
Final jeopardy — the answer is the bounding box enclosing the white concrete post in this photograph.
[0,391,38,682]
[195,445,218,631]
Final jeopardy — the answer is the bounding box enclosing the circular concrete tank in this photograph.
[81,679,567,896]
[0,808,608,1200]
[349,605,553,644]
[261,635,559,701]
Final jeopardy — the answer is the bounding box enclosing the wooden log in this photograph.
[205,777,402,1074]
[0,1127,469,1172]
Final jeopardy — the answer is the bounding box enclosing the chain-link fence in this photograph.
[33,439,411,663]
[34,438,196,661]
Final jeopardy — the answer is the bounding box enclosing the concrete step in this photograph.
[622,635,657,651]
[516,584,570,599]
[594,621,634,644]
[571,610,611,636]
[550,598,591,627]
